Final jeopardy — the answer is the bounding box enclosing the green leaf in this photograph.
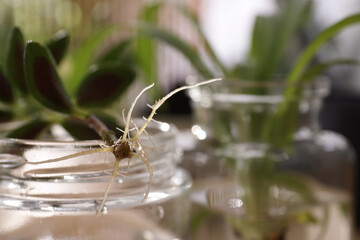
[139,23,213,79]
[136,2,161,99]
[76,63,135,108]
[302,59,359,81]
[229,64,255,79]
[249,0,313,80]
[190,209,213,233]
[62,114,121,140]
[269,14,360,148]
[24,41,73,113]
[61,117,100,140]
[174,2,228,76]
[295,212,318,224]
[0,66,14,103]
[45,30,70,64]
[67,27,117,94]
[0,109,13,123]
[273,173,316,204]
[5,26,27,94]
[97,37,133,64]
[265,98,300,147]
[287,13,360,85]
[7,119,49,139]
[94,113,123,136]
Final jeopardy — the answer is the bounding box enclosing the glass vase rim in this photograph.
[0,119,177,146]
[0,120,190,212]
[218,75,330,88]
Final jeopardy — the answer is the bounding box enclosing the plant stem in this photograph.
[86,114,117,146]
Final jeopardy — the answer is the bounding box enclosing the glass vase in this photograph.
[0,122,192,240]
[187,77,355,240]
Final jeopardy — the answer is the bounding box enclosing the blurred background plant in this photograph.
[139,0,315,81]
[136,1,360,239]
[137,0,360,150]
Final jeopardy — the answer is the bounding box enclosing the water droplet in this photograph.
[102,206,108,214]
[191,125,207,140]
[63,175,75,180]
[159,123,170,132]
[39,206,55,217]
[41,206,55,212]
[154,206,165,220]
[228,198,243,208]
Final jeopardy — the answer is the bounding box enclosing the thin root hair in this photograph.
[133,152,153,201]
[132,78,221,141]
[96,158,121,216]
[29,146,114,165]
[122,83,154,141]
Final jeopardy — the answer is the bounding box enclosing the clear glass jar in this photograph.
[0,122,192,240]
[187,78,355,240]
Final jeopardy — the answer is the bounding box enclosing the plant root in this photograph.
[30,78,221,215]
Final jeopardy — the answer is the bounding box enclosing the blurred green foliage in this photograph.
[137,2,360,238]
[0,26,136,139]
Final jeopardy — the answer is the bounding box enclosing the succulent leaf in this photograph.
[7,119,49,139]
[5,27,27,94]
[76,63,135,108]
[97,38,133,64]
[0,66,14,103]
[24,41,73,113]
[61,117,100,140]
[67,27,116,94]
[45,30,70,64]
[0,109,13,122]
[62,114,121,140]
[95,113,123,137]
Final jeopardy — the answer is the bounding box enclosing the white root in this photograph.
[132,78,221,141]
[122,83,154,141]
[28,147,114,164]
[133,151,153,201]
[30,78,221,216]
[96,158,121,216]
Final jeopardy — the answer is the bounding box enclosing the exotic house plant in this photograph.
[0,26,220,239]
[139,1,360,239]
